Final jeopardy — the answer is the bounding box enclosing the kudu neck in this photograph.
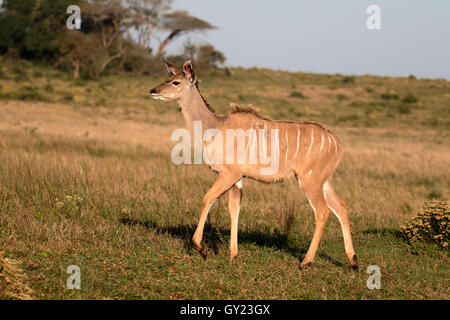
[177,86,219,132]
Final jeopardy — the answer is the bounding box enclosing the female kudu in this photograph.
[149,60,357,269]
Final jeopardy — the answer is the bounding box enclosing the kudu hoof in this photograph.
[349,255,358,270]
[197,246,207,260]
[299,261,312,270]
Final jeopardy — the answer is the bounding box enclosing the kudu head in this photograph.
[149,60,197,101]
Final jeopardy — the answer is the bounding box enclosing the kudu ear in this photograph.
[182,60,197,84]
[165,59,179,76]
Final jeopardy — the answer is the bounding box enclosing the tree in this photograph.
[0,0,79,60]
[168,42,225,72]
[58,31,104,78]
[80,2,145,77]
[0,0,224,77]
[123,0,173,50]
[156,10,216,56]
[196,44,225,69]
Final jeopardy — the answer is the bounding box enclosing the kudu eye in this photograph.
[172,81,180,86]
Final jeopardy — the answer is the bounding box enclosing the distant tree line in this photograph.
[0,0,225,78]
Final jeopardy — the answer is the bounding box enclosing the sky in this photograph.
[169,0,450,79]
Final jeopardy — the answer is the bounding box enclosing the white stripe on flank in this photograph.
[328,136,332,153]
[319,133,325,152]
[247,124,257,164]
[294,126,300,157]
[285,127,289,161]
[306,128,314,156]
[261,123,268,158]
[245,120,255,157]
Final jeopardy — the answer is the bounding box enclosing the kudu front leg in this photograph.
[192,174,241,259]
[228,180,243,262]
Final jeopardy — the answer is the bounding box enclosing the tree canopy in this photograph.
[0,0,224,78]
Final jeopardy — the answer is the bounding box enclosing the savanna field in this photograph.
[0,57,449,299]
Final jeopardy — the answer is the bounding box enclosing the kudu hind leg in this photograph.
[299,179,330,269]
[323,181,358,269]
[192,174,241,259]
[228,181,243,262]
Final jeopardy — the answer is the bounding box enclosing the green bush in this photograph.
[17,85,47,101]
[402,93,418,103]
[337,114,360,123]
[380,92,399,100]
[397,104,411,114]
[0,0,222,78]
[400,201,449,248]
[290,91,306,99]
[167,42,226,73]
[63,93,74,101]
[342,76,355,83]
[44,83,54,92]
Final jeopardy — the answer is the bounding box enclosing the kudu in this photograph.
[149,60,358,269]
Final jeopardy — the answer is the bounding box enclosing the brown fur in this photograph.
[195,81,215,113]
[229,103,272,121]
[149,60,357,269]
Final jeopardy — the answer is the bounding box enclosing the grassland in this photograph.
[0,57,449,299]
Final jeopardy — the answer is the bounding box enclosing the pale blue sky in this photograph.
[168,0,450,79]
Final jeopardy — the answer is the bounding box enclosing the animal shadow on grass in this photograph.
[119,217,345,267]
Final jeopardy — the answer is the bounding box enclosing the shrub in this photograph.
[342,76,355,84]
[120,45,161,76]
[397,104,411,114]
[290,91,306,99]
[12,65,24,75]
[380,92,399,100]
[167,42,226,73]
[63,93,74,101]
[422,118,439,127]
[337,114,360,123]
[402,93,418,103]
[17,86,47,101]
[44,83,54,92]
[33,70,43,78]
[399,201,449,248]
